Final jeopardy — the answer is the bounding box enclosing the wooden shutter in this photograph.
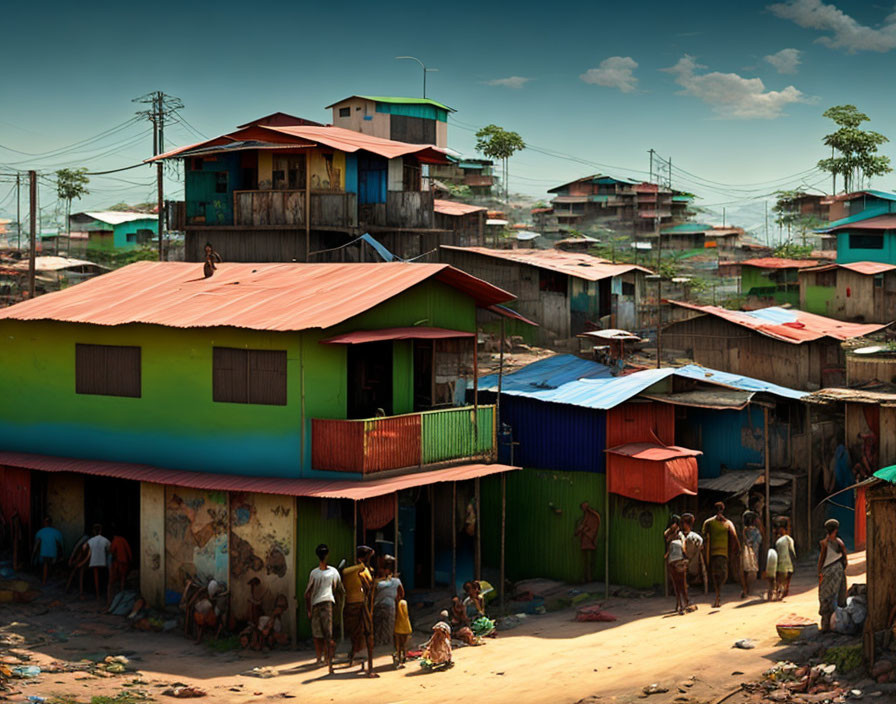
[213,347,248,403]
[247,350,287,406]
[75,344,141,398]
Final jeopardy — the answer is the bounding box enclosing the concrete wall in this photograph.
[330,98,390,139]
[140,482,165,607]
[165,486,230,599]
[45,473,84,555]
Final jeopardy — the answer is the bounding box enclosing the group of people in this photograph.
[33,518,132,604]
[663,500,850,630]
[305,544,412,676]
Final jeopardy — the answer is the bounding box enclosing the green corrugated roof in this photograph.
[661,223,712,234]
[874,465,896,483]
[359,96,455,111]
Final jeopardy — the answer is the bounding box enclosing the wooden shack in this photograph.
[865,467,896,662]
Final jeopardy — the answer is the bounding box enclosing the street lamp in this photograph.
[395,56,438,99]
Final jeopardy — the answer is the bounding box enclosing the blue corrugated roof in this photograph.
[740,307,798,324]
[478,354,806,409]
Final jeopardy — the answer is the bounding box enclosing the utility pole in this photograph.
[15,173,20,251]
[722,207,726,227]
[765,200,769,245]
[648,149,655,183]
[134,90,183,261]
[395,56,438,99]
[28,171,36,299]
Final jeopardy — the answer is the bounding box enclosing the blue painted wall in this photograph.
[686,407,769,478]
[344,154,358,194]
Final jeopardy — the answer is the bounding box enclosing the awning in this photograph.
[698,470,762,496]
[484,304,539,326]
[0,450,519,501]
[604,443,700,503]
[321,327,474,344]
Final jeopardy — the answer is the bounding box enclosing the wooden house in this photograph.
[157,114,461,263]
[826,214,896,266]
[662,302,887,390]
[0,260,519,638]
[864,466,896,663]
[428,157,495,196]
[441,245,652,344]
[433,200,486,246]
[799,262,896,323]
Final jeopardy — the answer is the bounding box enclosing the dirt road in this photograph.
[2,554,865,704]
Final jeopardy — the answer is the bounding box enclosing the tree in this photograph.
[475,124,524,203]
[56,168,89,256]
[817,105,891,192]
[772,190,824,246]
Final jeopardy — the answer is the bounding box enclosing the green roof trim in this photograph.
[359,96,455,112]
[661,223,712,234]
[672,195,694,202]
[874,465,896,483]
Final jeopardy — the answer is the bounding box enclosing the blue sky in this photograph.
[2,0,896,221]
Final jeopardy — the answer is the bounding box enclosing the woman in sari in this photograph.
[421,620,453,670]
[463,581,496,638]
[818,518,848,632]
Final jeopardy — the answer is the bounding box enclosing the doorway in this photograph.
[347,342,393,419]
[83,477,140,550]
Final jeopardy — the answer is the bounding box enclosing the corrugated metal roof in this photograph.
[605,443,702,460]
[152,124,448,164]
[668,301,886,344]
[0,450,517,500]
[829,214,896,232]
[800,262,896,276]
[478,354,807,409]
[433,199,486,216]
[325,95,455,112]
[0,261,513,332]
[741,258,819,269]
[698,469,762,495]
[642,389,753,410]
[321,326,473,344]
[11,257,108,272]
[661,223,713,234]
[441,246,653,281]
[76,211,157,225]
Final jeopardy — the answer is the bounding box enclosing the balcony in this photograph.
[311,405,496,475]
[463,174,494,188]
[233,190,359,229]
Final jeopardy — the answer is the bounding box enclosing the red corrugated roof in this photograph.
[321,327,474,344]
[433,199,487,216]
[0,451,518,501]
[741,258,819,269]
[151,124,448,164]
[605,443,702,461]
[0,261,513,332]
[441,246,653,281]
[668,301,887,344]
[829,215,896,231]
[841,261,896,275]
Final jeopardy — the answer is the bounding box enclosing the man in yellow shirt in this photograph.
[341,546,376,676]
[702,502,740,608]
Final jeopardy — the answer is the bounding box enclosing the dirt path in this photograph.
[2,554,865,704]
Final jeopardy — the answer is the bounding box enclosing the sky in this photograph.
[3,0,896,228]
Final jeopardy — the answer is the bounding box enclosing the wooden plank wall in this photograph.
[386,191,433,228]
[186,230,307,262]
[866,483,896,637]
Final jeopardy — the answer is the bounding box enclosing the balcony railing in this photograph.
[233,190,359,228]
[464,174,494,187]
[311,405,496,475]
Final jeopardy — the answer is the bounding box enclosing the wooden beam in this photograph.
[807,404,813,551]
[304,150,311,261]
[500,472,506,612]
[451,482,457,594]
[475,477,481,580]
[429,485,436,589]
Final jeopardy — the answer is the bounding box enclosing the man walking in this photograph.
[87,523,111,602]
[33,517,64,585]
[305,543,343,674]
[702,502,740,608]
[342,546,377,677]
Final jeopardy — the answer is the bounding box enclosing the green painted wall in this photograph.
[804,285,835,315]
[295,498,354,639]
[742,265,800,306]
[392,340,414,415]
[0,278,478,478]
[481,469,669,589]
[481,469,606,585]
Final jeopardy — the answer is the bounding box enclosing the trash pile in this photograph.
[743,661,846,702]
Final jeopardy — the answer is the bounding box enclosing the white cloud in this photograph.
[765,48,802,74]
[580,56,639,93]
[662,55,809,119]
[769,0,896,53]
[484,76,532,89]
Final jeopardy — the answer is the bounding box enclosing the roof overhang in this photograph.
[321,326,474,344]
[0,450,519,501]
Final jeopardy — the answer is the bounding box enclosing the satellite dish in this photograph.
[853,346,884,355]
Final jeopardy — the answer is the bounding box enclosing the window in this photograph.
[215,172,228,194]
[849,233,884,250]
[126,233,136,243]
[338,107,351,118]
[213,348,287,405]
[76,344,141,398]
[875,273,884,288]
[815,270,836,287]
[621,281,636,296]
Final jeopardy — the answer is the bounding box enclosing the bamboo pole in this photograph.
[604,477,610,599]
[394,491,399,573]
[764,406,771,541]
[475,477,481,580]
[500,472,506,612]
[451,482,457,594]
[807,404,813,550]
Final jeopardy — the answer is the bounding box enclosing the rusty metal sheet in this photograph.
[0,451,519,501]
[441,245,654,281]
[321,326,474,344]
[604,443,702,461]
[741,258,820,269]
[0,261,513,332]
[433,199,486,216]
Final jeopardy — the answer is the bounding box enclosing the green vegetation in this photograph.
[822,643,864,675]
[818,105,892,192]
[56,168,90,255]
[475,124,525,203]
[84,246,157,269]
[773,241,814,259]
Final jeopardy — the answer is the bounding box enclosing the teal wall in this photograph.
[113,218,159,250]
[185,153,243,226]
[375,102,448,122]
[0,279,477,478]
[836,230,896,265]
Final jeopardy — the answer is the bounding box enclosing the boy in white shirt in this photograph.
[86,523,111,602]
